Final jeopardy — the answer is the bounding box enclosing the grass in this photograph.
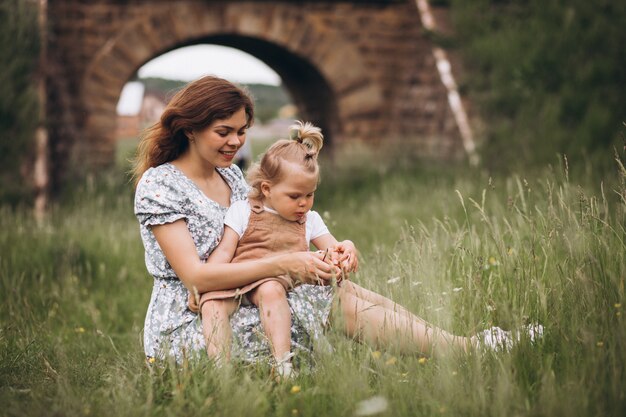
[1,149,625,416]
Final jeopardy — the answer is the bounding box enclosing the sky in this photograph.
[117,44,281,115]
[137,44,281,85]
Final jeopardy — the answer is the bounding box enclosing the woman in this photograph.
[133,76,525,365]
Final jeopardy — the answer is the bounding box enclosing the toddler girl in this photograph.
[189,121,355,378]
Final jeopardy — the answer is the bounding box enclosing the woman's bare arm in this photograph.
[152,220,336,293]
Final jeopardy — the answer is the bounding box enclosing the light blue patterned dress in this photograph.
[134,163,333,363]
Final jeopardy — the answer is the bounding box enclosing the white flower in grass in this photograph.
[452,287,463,293]
[387,276,401,284]
[355,396,388,416]
[411,281,422,287]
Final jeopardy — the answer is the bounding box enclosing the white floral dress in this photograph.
[134,163,333,363]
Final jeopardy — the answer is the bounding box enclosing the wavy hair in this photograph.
[132,76,254,185]
[247,120,324,200]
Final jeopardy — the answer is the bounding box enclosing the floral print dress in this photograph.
[134,163,333,363]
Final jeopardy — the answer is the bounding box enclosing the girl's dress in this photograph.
[134,163,333,363]
[196,200,309,305]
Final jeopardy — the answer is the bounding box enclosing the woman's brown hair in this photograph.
[132,76,254,185]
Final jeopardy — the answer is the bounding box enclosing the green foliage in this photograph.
[136,77,290,124]
[0,0,39,204]
[2,156,626,415]
[450,0,626,171]
[243,83,291,123]
[139,76,186,98]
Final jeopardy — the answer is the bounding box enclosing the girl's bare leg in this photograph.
[201,298,238,361]
[249,281,292,362]
[335,287,470,357]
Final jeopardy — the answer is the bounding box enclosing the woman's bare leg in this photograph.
[201,298,238,361]
[335,286,470,357]
[340,281,433,327]
[249,281,292,362]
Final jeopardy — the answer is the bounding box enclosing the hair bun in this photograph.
[289,120,324,157]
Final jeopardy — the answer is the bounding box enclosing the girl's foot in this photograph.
[273,352,297,381]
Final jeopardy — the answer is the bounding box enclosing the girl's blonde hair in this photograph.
[132,76,254,185]
[247,121,323,200]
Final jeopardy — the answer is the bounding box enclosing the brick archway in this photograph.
[47,1,465,184]
[80,3,384,167]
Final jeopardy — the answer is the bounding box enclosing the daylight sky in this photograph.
[137,44,281,85]
[117,44,280,115]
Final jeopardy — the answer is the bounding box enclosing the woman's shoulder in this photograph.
[218,164,250,199]
[136,164,179,191]
[137,163,174,185]
[135,163,184,203]
[217,164,245,182]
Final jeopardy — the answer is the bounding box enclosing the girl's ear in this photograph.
[261,181,272,198]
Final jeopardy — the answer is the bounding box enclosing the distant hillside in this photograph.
[137,77,290,123]
[242,83,291,123]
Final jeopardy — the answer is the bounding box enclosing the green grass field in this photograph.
[1,151,625,416]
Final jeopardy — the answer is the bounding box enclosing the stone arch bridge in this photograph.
[47,0,469,185]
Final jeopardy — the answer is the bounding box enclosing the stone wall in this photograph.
[46,0,464,185]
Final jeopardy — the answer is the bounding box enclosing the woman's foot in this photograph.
[472,323,544,352]
[515,323,544,343]
[472,326,514,351]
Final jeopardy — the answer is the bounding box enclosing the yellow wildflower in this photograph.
[148,357,156,364]
[290,385,301,394]
[371,350,382,359]
[418,357,427,365]
[292,409,299,416]
[385,356,397,366]
[597,341,604,347]
[615,303,622,308]
[75,327,85,333]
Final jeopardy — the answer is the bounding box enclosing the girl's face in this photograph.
[261,162,318,222]
[189,107,248,168]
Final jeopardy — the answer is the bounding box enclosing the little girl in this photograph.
[189,121,355,378]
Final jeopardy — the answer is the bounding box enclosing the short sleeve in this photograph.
[306,210,330,242]
[224,200,251,237]
[135,167,187,227]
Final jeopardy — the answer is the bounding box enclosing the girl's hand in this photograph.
[332,240,359,273]
[278,251,340,285]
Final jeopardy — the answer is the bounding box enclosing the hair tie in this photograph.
[289,129,302,142]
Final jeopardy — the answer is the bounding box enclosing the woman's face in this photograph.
[190,107,248,168]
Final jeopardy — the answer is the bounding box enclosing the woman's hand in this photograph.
[278,251,340,285]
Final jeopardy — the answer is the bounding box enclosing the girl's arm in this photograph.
[206,226,239,264]
[311,234,359,273]
[152,220,336,293]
